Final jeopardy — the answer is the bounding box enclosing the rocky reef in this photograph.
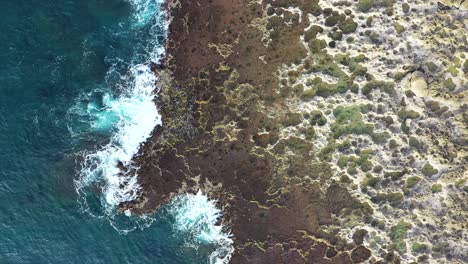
[122,0,467,263]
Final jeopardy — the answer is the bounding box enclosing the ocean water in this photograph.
[0,0,231,263]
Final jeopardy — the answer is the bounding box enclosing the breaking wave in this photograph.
[169,191,234,264]
[72,0,166,222]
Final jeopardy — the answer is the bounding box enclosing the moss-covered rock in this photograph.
[283,112,303,127]
[383,116,394,126]
[337,140,351,151]
[397,109,420,120]
[304,25,324,42]
[309,38,327,52]
[426,62,438,72]
[402,3,410,13]
[349,62,368,76]
[353,229,368,245]
[360,160,373,172]
[393,22,406,34]
[443,78,456,91]
[362,174,381,188]
[329,30,343,41]
[339,18,358,34]
[372,131,389,144]
[408,137,422,149]
[319,144,335,162]
[394,71,406,81]
[373,165,383,173]
[302,126,316,140]
[425,100,440,112]
[325,13,345,27]
[357,0,375,12]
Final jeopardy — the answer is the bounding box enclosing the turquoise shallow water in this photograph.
[0,1,230,263]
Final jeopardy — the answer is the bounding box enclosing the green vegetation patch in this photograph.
[362,173,381,188]
[312,53,349,79]
[422,163,438,177]
[334,54,368,77]
[339,149,375,173]
[302,78,352,99]
[304,25,324,42]
[319,143,336,162]
[409,137,422,149]
[406,176,421,188]
[372,131,389,144]
[331,104,374,138]
[412,242,429,253]
[371,192,404,206]
[338,18,358,34]
[397,108,420,120]
[357,0,395,12]
[337,140,351,151]
[362,80,396,95]
[431,183,442,193]
[309,38,327,52]
[284,136,313,156]
[309,110,327,126]
[337,156,350,168]
[384,168,409,180]
[390,221,412,254]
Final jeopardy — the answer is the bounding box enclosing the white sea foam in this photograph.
[127,0,160,28]
[169,191,234,264]
[75,64,161,211]
[75,0,165,215]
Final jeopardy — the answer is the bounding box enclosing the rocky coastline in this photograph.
[122,0,467,263]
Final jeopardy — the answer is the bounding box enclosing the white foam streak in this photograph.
[170,191,234,264]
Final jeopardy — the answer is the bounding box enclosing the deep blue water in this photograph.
[0,1,230,263]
